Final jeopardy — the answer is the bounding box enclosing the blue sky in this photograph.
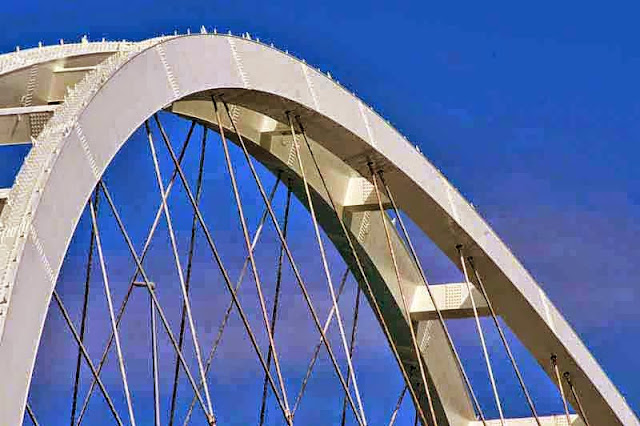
[1,1,639,423]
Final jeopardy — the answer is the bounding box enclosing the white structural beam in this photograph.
[469,414,581,425]
[342,176,391,212]
[52,65,98,74]
[410,282,489,321]
[0,105,57,116]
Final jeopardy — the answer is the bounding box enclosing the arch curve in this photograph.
[0,34,635,426]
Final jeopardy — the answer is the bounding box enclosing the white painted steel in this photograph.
[0,35,635,426]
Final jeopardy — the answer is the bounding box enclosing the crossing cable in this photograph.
[369,164,439,426]
[285,112,368,425]
[150,283,160,426]
[52,289,124,425]
[466,256,542,426]
[341,285,362,426]
[146,120,216,422]
[564,372,590,426]
[70,188,99,426]
[99,181,213,422]
[152,113,291,423]
[26,402,40,426]
[183,177,282,426]
[169,124,209,426]
[218,99,365,426]
[551,355,572,425]
[291,267,351,417]
[75,121,198,425]
[89,197,137,425]
[388,385,408,426]
[377,172,488,424]
[458,245,505,425]
[213,104,293,422]
[292,115,429,425]
[259,183,293,426]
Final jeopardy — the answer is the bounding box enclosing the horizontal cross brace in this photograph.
[469,414,580,425]
[410,282,489,321]
[0,105,57,117]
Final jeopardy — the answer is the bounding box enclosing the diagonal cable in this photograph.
[294,116,429,424]
[152,113,290,423]
[466,256,540,425]
[259,183,293,425]
[75,120,197,425]
[377,171,487,425]
[183,177,281,425]
[52,289,124,426]
[341,284,362,426]
[26,402,40,426]
[291,267,350,416]
[388,385,408,426]
[150,286,160,426]
[169,124,208,426]
[99,180,212,421]
[551,355,572,425]
[369,164,439,426]
[146,120,216,422]
[458,246,504,425]
[70,188,99,426]
[213,104,292,422]
[218,100,365,426]
[564,373,590,426]
[89,196,137,425]
[285,112,367,425]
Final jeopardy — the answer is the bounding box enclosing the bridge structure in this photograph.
[0,31,636,425]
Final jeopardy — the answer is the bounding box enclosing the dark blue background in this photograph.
[1,1,638,423]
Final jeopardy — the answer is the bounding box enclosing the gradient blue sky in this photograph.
[1,0,639,423]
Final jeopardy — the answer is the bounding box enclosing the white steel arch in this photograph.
[0,34,635,426]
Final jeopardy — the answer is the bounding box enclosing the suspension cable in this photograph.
[183,177,282,426]
[218,100,365,426]
[341,284,362,426]
[377,171,487,424]
[99,181,213,421]
[146,120,216,422]
[388,385,408,426]
[70,188,99,426]
[551,355,572,425]
[291,267,351,416]
[169,124,208,426]
[293,116,428,425]
[26,402,40,426]
[259,183,293,426]
[213,104,292,422]
[285,112,367,425]
[52,290,124,426]
[152,113,291,423]
[150,286,160,426]
[369,164,439,426]
[458,246,504,425]
[466,256,541,425]
[75,121,197,425]
[89,198,137,425]
[564,372,590,426]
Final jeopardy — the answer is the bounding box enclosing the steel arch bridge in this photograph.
[0,32,636,425]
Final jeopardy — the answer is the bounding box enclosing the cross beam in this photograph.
[410,282,489,321]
